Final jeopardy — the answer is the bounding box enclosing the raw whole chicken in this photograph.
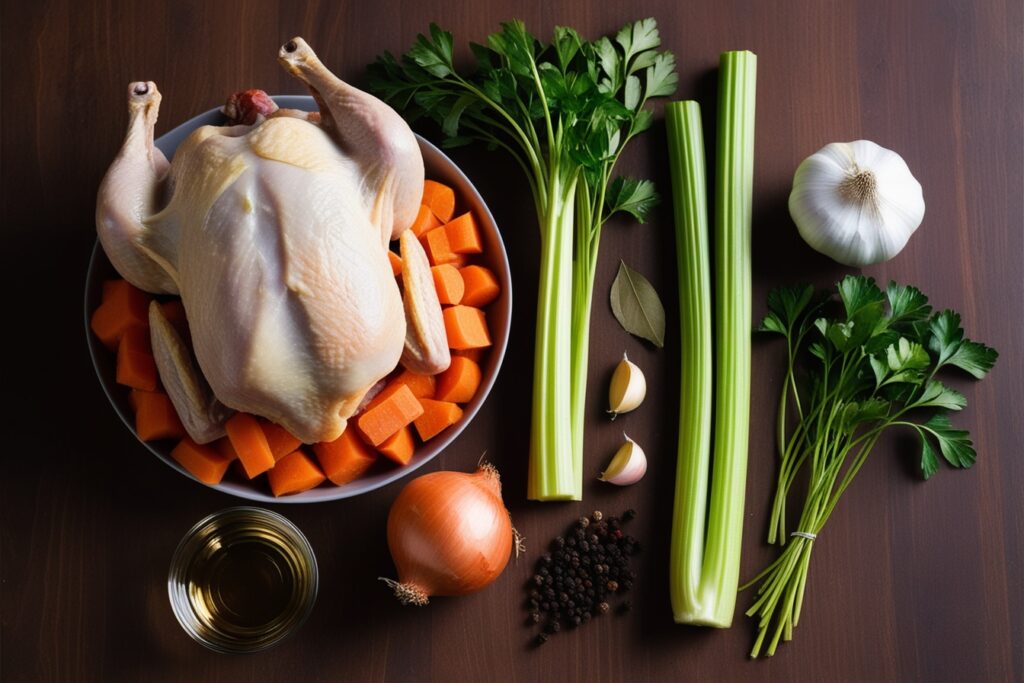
[96,38,449,445]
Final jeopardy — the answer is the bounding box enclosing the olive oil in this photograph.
[168,508,318,653]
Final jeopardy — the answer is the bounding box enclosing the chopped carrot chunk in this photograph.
[445,212,483,254]
[431,264,465,305]
[356,384,424,446]
[171,437,234,485]
[410,204,442,237]
[378,425,415,465]
[422,180,456,222]
[225,413,276,478]
[414,399,463,441]
[443,306,492,350]
[313,428,378,485]
[91,279,150,349]
[268,449,326,496]
[459,265,501,307]
[133,390,186,441]
[116,326,158,391]
[434,356,482,404]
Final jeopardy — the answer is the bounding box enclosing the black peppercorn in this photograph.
[525,510,640,643]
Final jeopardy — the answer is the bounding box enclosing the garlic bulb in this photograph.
[788,140,925,266]
[599,434,647,486]
[608,352,646,419]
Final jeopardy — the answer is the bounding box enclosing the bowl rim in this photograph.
[84,95,512,503]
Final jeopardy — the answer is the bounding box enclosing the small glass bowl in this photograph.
[167,507,318,653]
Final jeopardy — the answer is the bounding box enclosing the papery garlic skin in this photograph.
[608,352,647,418]
[789,140,925,267]
[599,434,647,486]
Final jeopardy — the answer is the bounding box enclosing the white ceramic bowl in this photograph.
[84,96,511,503]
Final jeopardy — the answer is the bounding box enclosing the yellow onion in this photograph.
[383,464,514,605]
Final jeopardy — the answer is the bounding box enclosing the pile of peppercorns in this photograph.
[525,509,640,644]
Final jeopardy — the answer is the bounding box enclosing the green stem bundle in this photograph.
[747,277,998,656]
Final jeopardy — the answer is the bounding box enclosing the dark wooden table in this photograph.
[2,1,1021,681]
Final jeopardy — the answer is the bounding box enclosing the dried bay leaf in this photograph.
[610,260,665,347]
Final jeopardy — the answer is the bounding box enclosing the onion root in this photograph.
[378,577,429,606]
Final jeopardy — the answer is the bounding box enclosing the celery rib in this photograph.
[668,51,756,627]
[666,101,714,621]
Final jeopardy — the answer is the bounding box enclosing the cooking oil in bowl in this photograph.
[168,507,318,653]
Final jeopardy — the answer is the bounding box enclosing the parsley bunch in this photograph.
[369,19,677,500]
[745,275,998,657]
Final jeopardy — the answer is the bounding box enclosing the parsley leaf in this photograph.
[840,398,891,433]
[645,53,679,98]
[760,285,815,336]
[947,339,999,379]
[604,177,658,222]
[615,17,661,71]
[927,310,965,366]
[919,413,976,469]
[838,275,886,319]
[917,429,941,479]
[886,281,931,324]
[912,379,967,411]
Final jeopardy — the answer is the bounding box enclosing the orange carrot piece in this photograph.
[419,225,460,266]
[458,265,501,307]
[422,179,456,222]
[443,306,492,350]
[267,449,326,496]
[92,280,150,350]
[313,428,378,485]
[225,413,276,478]
[366,370,436,412]
[431,264,465,305]
[356,384,424,446]
[388,250,403,276]
[116,326,159,391]
[413,399,464,441]
[396,370,436,399]
[454,347,485,363]
[410,203,442,237]
[434,356,482,404]
[215,436,239,461]
[444,212,483,254]
[134,390,186,441]
[260,420,303,461]
[170,437,234,485]
[378,425,415,465]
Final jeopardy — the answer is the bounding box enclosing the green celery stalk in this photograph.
[666,100,714,620]
[667,50,756,627]
[528,175,579,500]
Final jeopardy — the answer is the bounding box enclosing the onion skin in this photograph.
[385,465,513,604]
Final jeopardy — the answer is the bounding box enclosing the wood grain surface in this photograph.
[2,1,1021,681]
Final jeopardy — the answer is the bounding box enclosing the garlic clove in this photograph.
[608,352,646,419]
[598,434,647,486]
